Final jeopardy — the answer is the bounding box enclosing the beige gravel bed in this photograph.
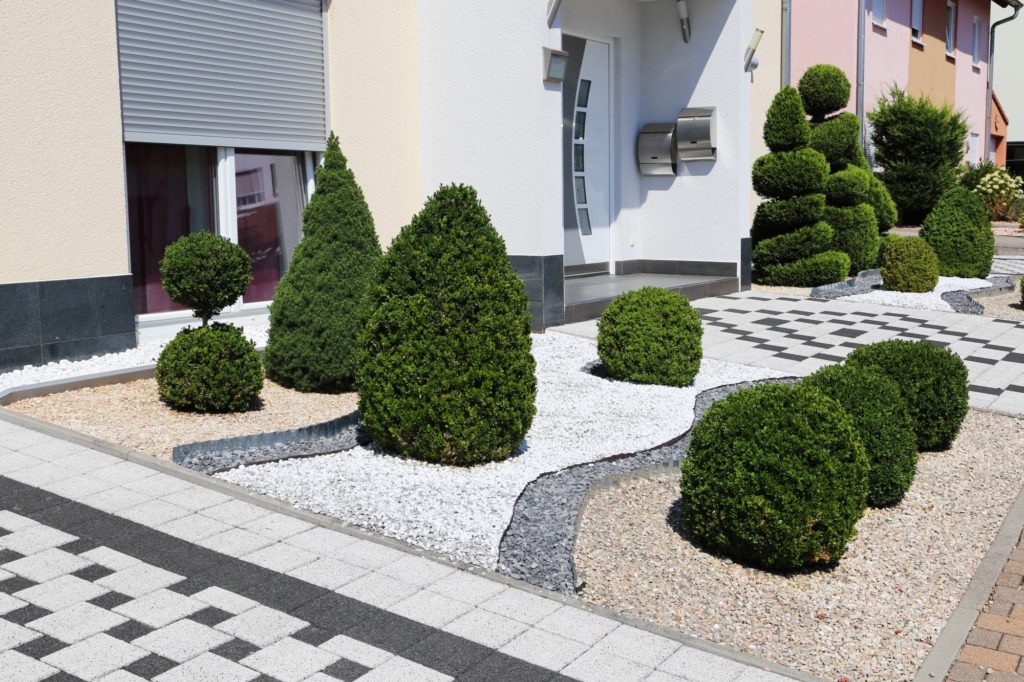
[8,378,357,460]
[750,284,813,297]
[981,278,1024,322]
[574,410,1024,682]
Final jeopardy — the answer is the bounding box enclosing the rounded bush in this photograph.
[826,166,872,207]
[597,288,703,387]
[756,250,850,287]
[752,195,827,240]
[752,148,829,199]
[357,184,536,465]
[880,163,959,226]
[867,174,898,232]
[751,221,833,265]
[798,64,852,120]
[160,232,252,325]
[881,236,939,293]
[824,204,880,274]
[876,232,902,266]
[809,113,861,166]
[264,134,382,393]
[920,186,995,277]
[156,324,263,413]
[763,86,811,152]
[679,383,868,571]
[803,365,918,507]
[846,340,968,451]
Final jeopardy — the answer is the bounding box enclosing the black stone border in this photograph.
[809,269,1014,314]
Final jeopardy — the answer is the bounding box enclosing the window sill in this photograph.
[946,52,956,63]
[911,36,925,48]
[972,63,982,73]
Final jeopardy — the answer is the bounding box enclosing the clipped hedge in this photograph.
[876,232,902,266]
[752,195,827,240]
[757,250,851,287]
[825,166,872,207]
[920,186,995,277]
[763,86,811,152]
[881,236,938,293]
[809,112,861,167]
[160,232,251,325]
[751,221,834,265]
[597,288,703,387]
[824,204,880,274]
[679,382,868,571]
[357,184,536,465]
[798,65,852,121]
[752,148,830,199]
[867,174,899,232]
[803,365,918,507]
[847,340,969,451]
[156,324,263,413]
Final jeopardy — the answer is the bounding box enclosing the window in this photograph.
[946,1,957,55]
[972,16,980,65]
[968,133,980,165]
[911,0,923,40]
[871,0,885,25]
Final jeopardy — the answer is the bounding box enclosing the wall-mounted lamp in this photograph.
[743,28,765,71]
[543,47,570,83]
[677,0,691,42]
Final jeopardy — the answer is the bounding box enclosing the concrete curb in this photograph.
[0,365,156,405]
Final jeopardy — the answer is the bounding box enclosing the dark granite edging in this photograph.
[810,270,1014,314]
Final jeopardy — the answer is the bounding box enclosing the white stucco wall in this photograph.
[992,5,1024,143]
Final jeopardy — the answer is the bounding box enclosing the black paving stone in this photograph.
[292,625,334,646]
[0,576,36,594]
[784,333,815,341]
[189,606,234,627]
[290,595,375,634]
[839,342,863,349]
[106,619,155,642]
[343,609,436,658]
[813,353,847,362]
[832,328,865,338]
[3,604,50,625]
[0,478,67,515]
[167,576,211,596]
[923,339,950,347]
[0,549,25,564]
[88,591,133,610]
[804,340,834,349]
[1007,385,1024,393]
[459,652,563,681]
[41,673,86,682]
[965,356,998,365]
[235,574,320,614]
[57,538,97,555]
[402,631,493,676]
[754,344,786,352]
[1005,352,1024,364]
[211,638,260,662]
[776,352,809,362]
[0,528,10,538]
[321,657,372,681]
[897,332,928,340]
[15,634,67,658]
[984,344,1015,352]
[752,317,788,326]
[71,564,114,582]
[969,384,1002,395]
[124,653,178,679]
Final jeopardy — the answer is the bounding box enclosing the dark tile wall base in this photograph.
[0,275,136,372]
[740,237,752,290]
[614,259,737,277]
[509,255,564,331]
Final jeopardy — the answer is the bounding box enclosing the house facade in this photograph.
[992,2,1023,173]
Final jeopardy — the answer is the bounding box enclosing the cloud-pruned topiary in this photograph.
[880,235,938,293]
[763,86,811,152]
[264,133,382,393]
[597,288,703,387]
[160,232,252,326]
[357,184,536,465]
[679,382,868,571]
[803,364,918,507]
[799,64,852,122]
[846,340,969,451]
[920,186,994,277]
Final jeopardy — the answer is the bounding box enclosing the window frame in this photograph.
[972,16,980,65]
[911,0,924,42]
[871,0,886,26]
[946,0,957,56]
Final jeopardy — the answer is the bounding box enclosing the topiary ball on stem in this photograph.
[803,364,918,507]
[156,324,263,412]
[597,288,703,387]
[798,64,851,122]
[846,340,968,451]
[679,382,868,571]
[159,232,252,326]
[880,236,939,292]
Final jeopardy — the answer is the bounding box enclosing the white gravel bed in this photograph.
[216,332,785,568]
[842,276,992,311]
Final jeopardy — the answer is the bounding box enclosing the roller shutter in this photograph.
[115,0,327,151]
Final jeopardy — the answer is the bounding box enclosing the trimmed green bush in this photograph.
[920,186,995,277]
[880,236,938,292]
[763,87,811,152]
[824,204,880,274]
[160,232,251,325]
[825,166,872,207]
[757,251,851,287]
[751,221,834,265]
[679,382,868,571]
[803,365,917,507]
[876,232,902,266]
[597,288,702,387]
[847,340,969,451]
[867,174,898,231]
[798,65,852,121]
[357,184,536,465]
[752,195,827,240]
[809,112,861,166]
[264,133,382,393]
[156,324,263,413]
[752,148,830,199]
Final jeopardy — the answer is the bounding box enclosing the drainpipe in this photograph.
[781,0,792,86]
[987,2,1022,163]
[856,0,867,149]
[547,0,562,27]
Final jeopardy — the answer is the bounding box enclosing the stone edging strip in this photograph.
[0,365,156,406]
[810,270,1014,314]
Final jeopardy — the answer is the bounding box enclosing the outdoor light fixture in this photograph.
[544,47,569,83]
[744,28,765,71]
[677,0,691,42]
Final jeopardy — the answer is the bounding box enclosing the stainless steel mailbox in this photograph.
[636,123,677,176]
[676,107,716,161]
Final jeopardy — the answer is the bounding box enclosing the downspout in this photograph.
[856,0,867,149]
[987,2,1022,163]
[547,0,562,27]
[782,0,792,86]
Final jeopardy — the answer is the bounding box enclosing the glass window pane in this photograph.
[574,143,585,172]
[577,208,592,236]
[576,79,591,108]
[126,143,215,315]
[235,150,307,303]
[574,112,586,140]
[946,4,956,53]
[574,176,587,205]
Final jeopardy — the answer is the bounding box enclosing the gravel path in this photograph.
[216,333,784,569]
[573,410,1024,682]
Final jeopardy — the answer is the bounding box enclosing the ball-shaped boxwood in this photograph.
[881,236,939,293]
[752,148,830,199]
[679,383,868,571]
[920,186,995,278]
[798,64,851,121]
[846,340,969,451]
[597,288,703,387]
[160,232,251,325]
[156,324,263,413]
[803,365,918,507]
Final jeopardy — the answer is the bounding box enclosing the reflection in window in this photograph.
[578,208,592,236]
[574,177,587,205]
[576,79,591,108]
[574,144,585,172]
[574,112,587,140]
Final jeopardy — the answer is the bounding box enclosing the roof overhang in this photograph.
[993,0,1024,9]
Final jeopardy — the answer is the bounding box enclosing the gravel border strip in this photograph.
[497,375,799,595]
[809,270,1012,313]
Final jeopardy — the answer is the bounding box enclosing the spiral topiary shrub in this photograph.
[752,148,830,199]
[846,340,968,451]
[920,186,994,277]
[264,133,382,393]
[824,204,880,274]
[798,65,852,122]
[679,383,868,571]
[159,232,252,325]
[763,86,811,151]
[867,174,898,231]
[357,184,536,465]
[826,167,871,207]
[752,194,827,240]
[880,236,939,293]
[752,221,834,266]
[157,324,263,412]
[809,112,861,165]
[597,288,702,387]
[803,365,918,507]
[757,251,851,287]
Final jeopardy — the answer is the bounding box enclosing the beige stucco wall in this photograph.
[325,0,422,248]
[750,0,783,214]
[0,1,129,285]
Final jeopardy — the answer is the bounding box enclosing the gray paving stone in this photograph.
[283,527,358,556]
[27,602,127,643]
[535,605,619,646]
[154,652,259,682]
[192,586,259,616]
[41,475,117,500]
[80,487,153,514]
[318,634,393,668]
[333,539,406,570]
[97,672,148,682]
[13,574,107,611]
[113,589,205,628]
[427,571,507,607]
[6,462,76,487]
[52,450,120,474]
[377,555,455,588]
[0,511,38,532]
[156,514,233,543]
[657,644,748,681]
[0,591,26,615]
[355,656,453,681]
[198,499,272,526]
[442,608,529,649]
[240,637,338,682]
[197,528,274,557]
[215,605,307,647]
[592,625,680,668]
[0,525,76,555]
[117,500,190,527]
[239,514,314,541]
[96,563,184,598]
[335,572,420,609]
[123,474,194,499]
[160,486,232,512]
[90,462,161,485]
[2,548,91,582]
[479,588,561,625]
[390,589,473,628]
[0,451,41,476]
[133,618,234,662]
[0,650,57,681]
[499,627,589,671]
[80,547,141,572]
[287,557,366,591]
[241,542,316,573]
[562,647,653,682]
[0,617,40,649]
[41,632,146,680]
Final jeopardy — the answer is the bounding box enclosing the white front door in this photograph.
[568,38,611,269]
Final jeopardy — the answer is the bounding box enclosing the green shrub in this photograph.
[876,232,902,266]
[959,160,999,191]
[757,250,851,287]
[159,232,251,325]
[920,186,995,277]
[798,65,851,121]
[809,113,861,166]
[826,166,872,207]
[803,365,917,507]
[763,87,811,152]
[752,221,834,265]
[880,236,938,292]
[824,204,880,274]
[156,324,263,412]
[752,148,830,199]
[357,184,536,465]
[679,383,868,571]
[867,174,899,231]
[846,340,969,451]
[880,164,960,226]
[752,195,827,240]
[264,134,382,393]
[597,288,702,387]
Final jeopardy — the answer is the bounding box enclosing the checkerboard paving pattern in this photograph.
[0,417,798,681]
[992,258,1024,276]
